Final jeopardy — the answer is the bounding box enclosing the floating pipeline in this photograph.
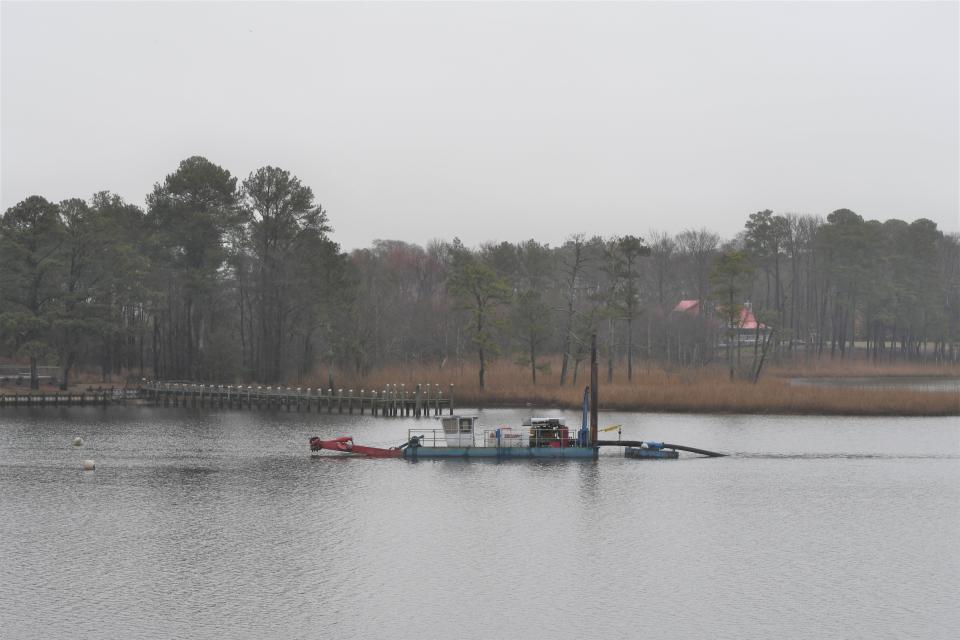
[595,440,727,458]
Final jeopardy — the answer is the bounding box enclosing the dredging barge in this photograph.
[311,415,601,459]
[308,335,725,461]
[309,413,724,460]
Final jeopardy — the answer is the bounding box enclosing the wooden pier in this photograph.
[0,390,121,407]
[141,381,454,417]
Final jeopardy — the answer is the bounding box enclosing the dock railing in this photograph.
[140,380,454,416]
[407,427,579,448]
[0,388,132,407]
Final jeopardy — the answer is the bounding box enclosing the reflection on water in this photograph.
[1,407,958,639]
[789,375,960,393]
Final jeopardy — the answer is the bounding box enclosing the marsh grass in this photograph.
[18,356,956,416]
[310,357,960,417]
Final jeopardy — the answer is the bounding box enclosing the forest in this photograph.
[2,155,958,391]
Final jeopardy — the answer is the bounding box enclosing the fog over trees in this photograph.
[2,156,958,389]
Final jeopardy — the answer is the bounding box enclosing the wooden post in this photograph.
[348,389,354,414]
[449,384,455,415]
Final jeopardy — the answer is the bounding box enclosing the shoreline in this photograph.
[459,403,960,418]
[1,393,955,418]
[2,368,957,418]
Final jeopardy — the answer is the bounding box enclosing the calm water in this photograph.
[790,375,960,393]
[1,406,958,640]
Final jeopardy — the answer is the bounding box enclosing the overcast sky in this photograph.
[2,1,958,249]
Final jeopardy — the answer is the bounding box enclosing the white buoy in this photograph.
[82,460,95,471]
[72,437,84,447]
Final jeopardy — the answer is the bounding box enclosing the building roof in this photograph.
[737,307,766,330]
[672,298,767,330]
[673,299,700,314]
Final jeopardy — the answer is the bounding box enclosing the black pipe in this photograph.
[595,439,726,458]
[662,443,727,458]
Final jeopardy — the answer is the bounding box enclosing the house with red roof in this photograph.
[672,299,769,345]
[672,299,701,315]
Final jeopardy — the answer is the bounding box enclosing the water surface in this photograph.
[789,375,960,393]
[1,407,957,639]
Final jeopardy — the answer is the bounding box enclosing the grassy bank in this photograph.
[5,357,956,416]
[315,359,960,417]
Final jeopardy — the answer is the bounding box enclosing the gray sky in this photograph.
[2,1,958,249]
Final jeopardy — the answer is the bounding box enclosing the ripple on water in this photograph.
[0,407,958,639]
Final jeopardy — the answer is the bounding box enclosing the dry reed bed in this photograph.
[314,362,959,417]
[18,359,954,416]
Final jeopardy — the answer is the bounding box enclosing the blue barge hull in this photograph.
[404,446,598,460]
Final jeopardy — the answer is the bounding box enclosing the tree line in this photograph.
[2,155,958,390]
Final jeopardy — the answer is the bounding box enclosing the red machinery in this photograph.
[309,436,403,458]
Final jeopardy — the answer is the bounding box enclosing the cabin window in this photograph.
[442,418,457,433]
[459,418,473,433]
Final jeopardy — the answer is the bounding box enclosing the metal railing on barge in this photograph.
[407,428,582,449]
